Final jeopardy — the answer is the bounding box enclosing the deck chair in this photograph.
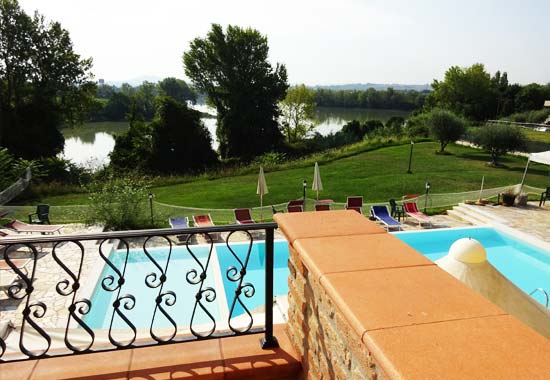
[315,203,331,211]
[287,199,304,213]
[168,217,191,243]
[4,220,63,234]
[371,205,402,231]
[169,217,189,229]
[345,196,363,214]
[234,208,255,224]
[0,258,30,294]
[28,204,50,224]
[403,202,432,227]
[192,214,222,241]
[287,205,303,213]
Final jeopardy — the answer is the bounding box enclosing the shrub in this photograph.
[86,175,152,231]
[472,123,527,166]
[404,113,430,138]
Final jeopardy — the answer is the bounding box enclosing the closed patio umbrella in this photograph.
[312,162,323,200]
[257,166,269,221]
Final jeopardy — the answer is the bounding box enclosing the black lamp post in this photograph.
[303,179,307,209]
[424,181,431,213]
[148,192,154,225]
[407,141,414,174]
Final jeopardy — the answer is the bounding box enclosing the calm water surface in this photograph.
[61,106,409,169]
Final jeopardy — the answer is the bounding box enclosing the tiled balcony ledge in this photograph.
[274,210,550,380]
[0,325,301,380]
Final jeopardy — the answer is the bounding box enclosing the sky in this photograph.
[19,0,550,86]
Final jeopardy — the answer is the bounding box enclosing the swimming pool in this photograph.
[394,227,550,306]
[85,240,290,329]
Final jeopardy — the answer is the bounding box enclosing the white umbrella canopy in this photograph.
[312,162,323,200]
[257,166,269,221]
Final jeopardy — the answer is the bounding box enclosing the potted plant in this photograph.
[501,187,517,206]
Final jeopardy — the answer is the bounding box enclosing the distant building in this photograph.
[98,79,105,86]
[544,100,550,107]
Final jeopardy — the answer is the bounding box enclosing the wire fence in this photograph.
[1,184,546,225]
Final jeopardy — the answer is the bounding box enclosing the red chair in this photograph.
[315,203,330,211]
[403,202,432,227]
[345,196,363,214]
[234,208,255,224]
[287,200,304,213]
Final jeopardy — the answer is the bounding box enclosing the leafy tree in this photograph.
[279,84,316,143]
[103,92,131,121]
[184,24,288,160]
[425,108,466,153]
[158,77,196,104]
[472,123,527,166]
[515,83,547,112]
[428,64,497,121]
[149,97,218,173]
[0,0,94,158]
[110,109,152,171]
[135,81,158,120]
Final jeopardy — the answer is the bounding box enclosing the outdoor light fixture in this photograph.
[303,179,307,201]
[148,192,154,225]
[407,141,415,174]
[424,181,431,213]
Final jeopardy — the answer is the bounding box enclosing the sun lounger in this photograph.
[315,203,331,211]
[287,205,303,213]
[287,200,304,212]
[192,214,222,241]
[371,205,402,231]
[403,202,432,227]
[345,196,363,214]
[0,258,30,294]
[4,220,63,234]
[168,217,191,243]
[169,217,189,229]
[234,208,255,224]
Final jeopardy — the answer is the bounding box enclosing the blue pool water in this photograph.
[394,227,550,306]
[85,241,289,329]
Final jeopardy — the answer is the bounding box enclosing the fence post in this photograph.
[260,227,279,349]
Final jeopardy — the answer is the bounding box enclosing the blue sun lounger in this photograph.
[370,205,402,231]
[168,217,191,243]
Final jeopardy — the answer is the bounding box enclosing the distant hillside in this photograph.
[103,75,163,87]
[313,83,431,92]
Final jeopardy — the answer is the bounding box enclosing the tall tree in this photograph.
[0,0,94,158]
[279,84,316,143]
[183,24,288,160]
[428,64,497,121]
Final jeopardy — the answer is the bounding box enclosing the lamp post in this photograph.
[303,179,307,210]
[148,192,154,225]
[407,141,414,174]
[424,181,431,213]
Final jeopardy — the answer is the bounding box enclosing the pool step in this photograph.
[447,203,506,226]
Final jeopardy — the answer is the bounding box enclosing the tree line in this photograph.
[88,78,197,122]
[312,87,427,110]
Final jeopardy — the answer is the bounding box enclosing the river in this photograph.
[60,106,410,169]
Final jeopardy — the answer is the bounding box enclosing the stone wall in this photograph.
[286,246,381,380]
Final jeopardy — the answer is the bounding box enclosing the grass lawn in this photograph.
[30,141,550,208]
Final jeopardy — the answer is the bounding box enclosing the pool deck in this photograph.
[448,201,550,246]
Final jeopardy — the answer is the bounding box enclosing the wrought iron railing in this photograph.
[0,223,279,362]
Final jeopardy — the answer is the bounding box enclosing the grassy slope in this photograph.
[34,142,550,208]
